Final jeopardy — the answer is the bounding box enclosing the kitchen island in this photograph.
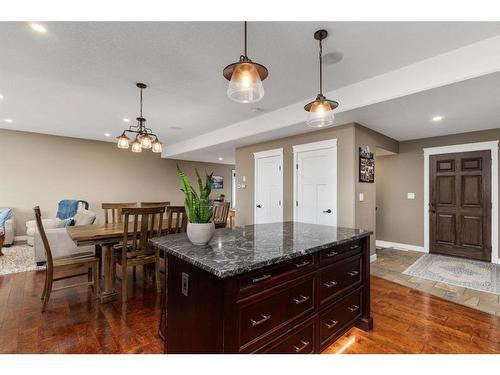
[151,221,372,354]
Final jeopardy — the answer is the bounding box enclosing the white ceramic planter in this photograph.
[187,222,215,245]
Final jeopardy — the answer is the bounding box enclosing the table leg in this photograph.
[100,244,118,303]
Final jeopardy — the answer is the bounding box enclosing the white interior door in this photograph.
[254,149,283,224]
[294,140,337,226]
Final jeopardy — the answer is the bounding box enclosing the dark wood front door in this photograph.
[430,150,491,261]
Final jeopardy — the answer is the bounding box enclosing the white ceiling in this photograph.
[1,22,500,164]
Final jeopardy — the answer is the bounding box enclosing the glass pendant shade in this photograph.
[139,134,152,149]
[131,139,142,153]
[227,62,264,103]
[306,100,335,128]
[117,134,130,149]
[152,139,162,153]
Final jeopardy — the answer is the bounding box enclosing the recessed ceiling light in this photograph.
[104,133,111,137]
[432,116,444,122]
[4,118,13,123]
[170,126,182,130]
[218,157,224,161]
[123,118,130,123]
[0,94,4,100]
[29,22,47,33]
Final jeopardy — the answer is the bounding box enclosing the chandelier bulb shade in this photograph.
[131,138,142,153]
[304,30,339,128]
[223,22,268,104]
[152,138,162,153]
[116,83,163,153]
[117,133,130,149]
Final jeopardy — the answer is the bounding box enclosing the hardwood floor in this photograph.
[1,268,500,354]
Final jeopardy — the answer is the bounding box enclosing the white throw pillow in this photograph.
[73,209,96,226]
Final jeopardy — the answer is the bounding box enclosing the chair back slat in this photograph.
[212,201,230,228]
[33,206,54,272]
[102,202,138,224]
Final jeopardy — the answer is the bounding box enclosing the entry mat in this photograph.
[403,254,500,295]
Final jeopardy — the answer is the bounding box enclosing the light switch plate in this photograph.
[359,193,364,202]
[181,272,189,296]
[407,193,416,200]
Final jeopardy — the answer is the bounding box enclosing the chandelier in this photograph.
[117,83,162,153]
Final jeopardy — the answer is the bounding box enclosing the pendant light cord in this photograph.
[319,38,323,95]
[140,87,143,118]
[244,21,247,58]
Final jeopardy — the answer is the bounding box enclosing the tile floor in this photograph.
[371,248,500,316]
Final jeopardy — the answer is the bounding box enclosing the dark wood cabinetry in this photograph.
[164,235,372,353]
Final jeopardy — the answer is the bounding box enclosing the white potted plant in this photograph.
[177,165,215,245]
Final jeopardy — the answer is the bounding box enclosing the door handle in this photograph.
[256,204,262,208]
[323,209,332,213]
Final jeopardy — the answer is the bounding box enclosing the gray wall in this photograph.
[376,128,500,247]
[0,129,234,236]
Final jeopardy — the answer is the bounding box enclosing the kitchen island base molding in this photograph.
[164,234,372,354]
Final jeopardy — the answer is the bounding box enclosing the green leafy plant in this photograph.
[177,165,213,223]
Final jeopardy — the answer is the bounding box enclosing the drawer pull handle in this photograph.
[324,319,339,329]
[250,314,271,327]
[347,304,360,312]
[251,274,272,284]
[349,244,360,250]
[323,280,338,289]
[293,340,310,353]
[326,251,339,258]
[347,270,359,277]
[292,295,310,305]
[294,260,311,269]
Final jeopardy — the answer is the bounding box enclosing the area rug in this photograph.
[0,244,45,276]
[403,254,500,295]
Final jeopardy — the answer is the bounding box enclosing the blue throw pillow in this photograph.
[0,209,12,230]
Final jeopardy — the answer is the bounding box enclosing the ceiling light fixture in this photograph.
[29,22,47,33]
[116,83,162,154]
[218,157,224,161]
[104,133,111,137]
[0,94,4,100]
[432,115,444,122]
[123,118,130,123]
[3,118,13,123]
[223,21,268,104]
[304,30,338,128]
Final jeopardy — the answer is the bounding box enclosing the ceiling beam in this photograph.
[163,35,500,158]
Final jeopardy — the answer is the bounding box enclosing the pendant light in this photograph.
[223,21,268,103]
[304,30,338,128]
[116,83,162,153]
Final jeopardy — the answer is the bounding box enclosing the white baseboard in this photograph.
[370,254,377,263]
[14,235,27,242]
[376,240,427,253]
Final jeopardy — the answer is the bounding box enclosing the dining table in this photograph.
[66,221,173,303]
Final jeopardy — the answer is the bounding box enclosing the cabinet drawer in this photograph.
[237,254,316,298]
[319,289,362,348]
[319,254,362,307]
[238,278,315,350]
[259,319,316,354]
[320,239,362,266]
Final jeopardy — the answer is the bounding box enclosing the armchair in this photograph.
[33,208,97,265]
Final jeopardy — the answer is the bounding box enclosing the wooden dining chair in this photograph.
[102,202,138,224]
[34,206,100,312]
[115,206,166,302]
[212,201,231,228]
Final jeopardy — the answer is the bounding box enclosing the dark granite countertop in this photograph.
[150,221,370,278]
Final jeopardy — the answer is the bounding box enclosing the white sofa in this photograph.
[32,209,97,265]
[0,208,14,246]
